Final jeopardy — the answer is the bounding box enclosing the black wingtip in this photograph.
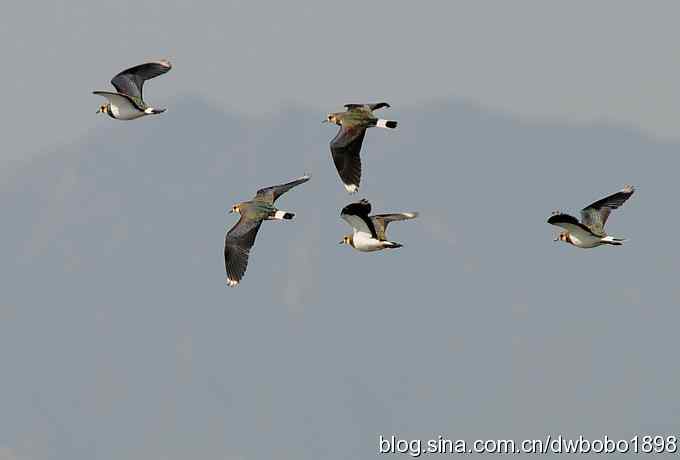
[341,199,372,217]
[385,121,398,129]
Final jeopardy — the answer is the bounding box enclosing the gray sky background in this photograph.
[3,0,680,161]
[2,2,680,460]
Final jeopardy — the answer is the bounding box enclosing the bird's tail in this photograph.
[602,236,626,246]
[382,241,403,249]
[271,210,295,220]
[373,119,398,129]
[144,107,166,115]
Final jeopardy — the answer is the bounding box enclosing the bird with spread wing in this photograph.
[94,60,172,120]
[547,185,635,248]
[324,103,397,194]
[225,175,310,286]
[339,199,417,252]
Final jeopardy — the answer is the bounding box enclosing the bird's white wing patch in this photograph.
[93,91,144,120]
[341,213,372,235]
[94,91,132,106]
[549,221,590,238]
[344,183,358,193]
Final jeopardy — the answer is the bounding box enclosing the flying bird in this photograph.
[324,103,397,193]
[224,175,310,287]
[339,199,417,252]
[547,185,635,248]
[93,60,172,120]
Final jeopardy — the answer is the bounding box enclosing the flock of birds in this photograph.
[93,60,637,287]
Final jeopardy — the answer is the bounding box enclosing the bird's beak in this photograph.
[96,107,102,114]
[322,119,328,124]
[338,239,344,244]
[553,236,559,242]
[228,209,233,214]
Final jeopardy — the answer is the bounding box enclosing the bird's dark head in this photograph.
[96,103,109,114]
[324,113,341,125]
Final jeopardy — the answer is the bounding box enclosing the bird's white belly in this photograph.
[111,102,145,120]
[569,232,602,248]
[352,232,384,252]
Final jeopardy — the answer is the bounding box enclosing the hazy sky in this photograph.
[2,96,680,460]
[3,0,680,162]
[3,2,680,460]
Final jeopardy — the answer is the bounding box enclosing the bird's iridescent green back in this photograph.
[240,200,275,221]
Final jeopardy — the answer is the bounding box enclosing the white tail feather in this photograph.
[273,210,294,220]
[376,119,397,129]
[602,235,627,244]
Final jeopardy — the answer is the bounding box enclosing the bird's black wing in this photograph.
[341,199,377,238]
[580,185,635,236]
[343,104,369,111]
[111,60,172,102]
[343,102,390,111]
[255,175,310,204]
[330,126,366,193]
[224,215,263,286]
[369,102,390,111]
[547,213,595,236]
